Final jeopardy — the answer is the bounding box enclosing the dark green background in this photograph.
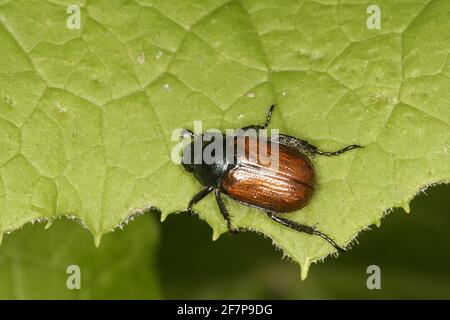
[160,183,450,299]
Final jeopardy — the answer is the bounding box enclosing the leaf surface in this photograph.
[0,0,449,277]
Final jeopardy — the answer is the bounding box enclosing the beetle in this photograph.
[178,105,361,252]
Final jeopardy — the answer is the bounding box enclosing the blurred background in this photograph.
[0,183,448,299]
[159,183,450,299]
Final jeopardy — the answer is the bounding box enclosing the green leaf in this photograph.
[0,0,449,278]
[0,214,160,299]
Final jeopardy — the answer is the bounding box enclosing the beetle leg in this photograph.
[275,134,362,157]
[266,212,346,253]
[215,189,239,234]
[274,134,318,154]
[239,104,275,132]
[315,144,363,156]
[185,186,214,216]
[261,104,275,129]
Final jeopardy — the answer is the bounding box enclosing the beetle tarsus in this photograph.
[262,104,275,129]
[311,230,347,253]
[215,189,239,234]
[239,104,275,132]
[316,144,363,157]
[266,212,346,253]
[186,209,195,216]
[229,226,240,234]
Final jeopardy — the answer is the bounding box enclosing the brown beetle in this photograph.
[179,105,361,252]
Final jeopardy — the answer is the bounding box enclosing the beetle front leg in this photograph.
[260,104,275,129]
[184,186,214,216]
[215,189,239,233]
[266,212,346,253]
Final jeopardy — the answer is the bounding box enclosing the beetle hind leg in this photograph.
[275,134,362,157]
[266,212,346,253]
[215,189,239,234]
[315,144,362,156]
[275,134,318,154]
